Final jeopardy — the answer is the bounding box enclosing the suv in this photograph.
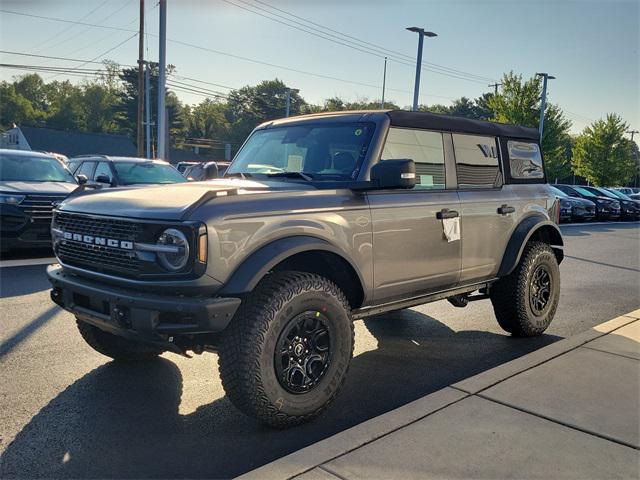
[47,111,563,427]
[553,184,621,220]
[0,149,77,253]
[66,156,186,188]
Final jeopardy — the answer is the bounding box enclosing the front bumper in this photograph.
[47,264,241,351]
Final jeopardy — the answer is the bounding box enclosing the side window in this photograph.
[381,127,445,190]
[94,162,113,183]
[67,160,80,173]
[507,141,544,179]
[452,134,502,189]
[76,161,96,178]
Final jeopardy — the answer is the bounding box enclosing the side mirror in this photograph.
[95,174,112,185]
[76,174,88,185]
[370,159,416,189]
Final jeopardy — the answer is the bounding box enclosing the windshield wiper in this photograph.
[266,171,314,181]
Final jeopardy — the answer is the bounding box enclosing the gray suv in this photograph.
[47,110,563,427]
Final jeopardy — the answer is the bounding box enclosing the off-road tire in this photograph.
[76,319,164,361]
[218,271,354,428]
[490,241,560,337]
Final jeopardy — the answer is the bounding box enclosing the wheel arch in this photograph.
[497,215,564,277]
[218,236,366,309]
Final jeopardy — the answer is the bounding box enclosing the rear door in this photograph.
[368,127,461,302]
[454,133,516,283]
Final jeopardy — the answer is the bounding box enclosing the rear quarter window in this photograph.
[507,141,544,180]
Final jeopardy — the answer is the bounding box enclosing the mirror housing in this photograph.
[75,174,88,185]
[370,159,416,189]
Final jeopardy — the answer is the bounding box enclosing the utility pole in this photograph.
[488,82,502,95]
[406,27,437,112]
[380,56,387,109]
[628,130,639,141]
[136,0,145,157]
[144,61,151,158]
[285,88,299,117]
[536,72,556,138]
[157,0,167,159]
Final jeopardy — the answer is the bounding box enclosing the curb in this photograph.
[238,309,640,480]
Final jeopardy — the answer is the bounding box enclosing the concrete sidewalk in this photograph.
[240,310,640,480]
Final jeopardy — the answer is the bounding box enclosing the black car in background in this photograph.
[0,149,77,253]
[585,187,640,220]
[66,156,187,188]
[184,161,230,181]
[549,185,596,222]
[553,184,621,220]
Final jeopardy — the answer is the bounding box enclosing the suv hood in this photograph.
[57,178,312,220]
[0,181,77,195]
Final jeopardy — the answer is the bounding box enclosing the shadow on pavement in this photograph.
[1,310,562,479]
[561,222,639,237]
[0,265,52,299]
[0,305,60,358]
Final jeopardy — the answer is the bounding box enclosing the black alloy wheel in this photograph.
[275,311,331,394]
[529,265,552,315]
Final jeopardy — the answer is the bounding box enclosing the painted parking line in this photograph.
[0,257,58,268]
[561,221,639,227]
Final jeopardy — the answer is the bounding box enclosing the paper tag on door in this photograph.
[442,217,460,242]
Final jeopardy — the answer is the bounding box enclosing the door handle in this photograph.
[497,204,515,215]
[436,208,459,220]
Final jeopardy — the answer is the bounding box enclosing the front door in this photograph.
[368,127,461,303]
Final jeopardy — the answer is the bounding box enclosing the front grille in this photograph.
[19,194,68,220]
[54,212,144,275]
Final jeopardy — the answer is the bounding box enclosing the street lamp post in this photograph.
[406,27,437,112]
[536,72,556,138]
[285,88,299,117]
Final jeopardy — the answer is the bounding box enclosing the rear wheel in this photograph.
[76,319,164,361]
[490,242,560,337]
[218,272,354,428]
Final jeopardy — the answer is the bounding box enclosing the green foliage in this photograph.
[488,72,572,181]
[572,114,636,186]
[418,94,493,120]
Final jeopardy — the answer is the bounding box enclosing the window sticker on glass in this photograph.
[420,175,434,186]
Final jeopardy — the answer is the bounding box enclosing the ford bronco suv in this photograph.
[47,110,563,427]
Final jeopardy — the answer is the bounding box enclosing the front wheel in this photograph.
[490,242,560,337]
[218,272,354,428]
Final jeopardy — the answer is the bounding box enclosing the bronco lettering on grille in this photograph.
[62,231,134,250]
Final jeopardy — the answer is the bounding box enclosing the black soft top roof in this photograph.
[387,110,539,141]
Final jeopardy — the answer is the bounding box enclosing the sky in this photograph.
[0,0,638,136]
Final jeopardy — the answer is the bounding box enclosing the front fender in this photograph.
[218,235,364,296]
[497,216,564,277]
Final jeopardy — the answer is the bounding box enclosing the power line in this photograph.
[0,9,137,33]
[229,0,496,84]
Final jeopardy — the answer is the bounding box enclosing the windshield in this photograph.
[226,122,375,180]
[574,186,596,197]
[0,153,76,183]
[606,189,632,200]
[112,162,186,185]
[549,186,568,198]
[593,188,621,200]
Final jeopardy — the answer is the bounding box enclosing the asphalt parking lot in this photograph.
[1,222,639,479]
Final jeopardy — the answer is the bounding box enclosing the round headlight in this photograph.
[157,228,190,271]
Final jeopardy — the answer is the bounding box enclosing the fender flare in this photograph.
[497,216,564,277]
[218,235,365,296]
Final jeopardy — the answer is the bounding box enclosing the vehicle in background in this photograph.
[615,187,640,195]
[177,161,200,174]
[0,149,77,253]
[553,184,621,220]
[66,156,187,188]
[549,185,595,223]
[589,187,640,220]
[185,161,231,181]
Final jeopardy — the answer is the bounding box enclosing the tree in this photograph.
[225,79,306,144]
[0,82,36,128]
[572,114,636,186]
[488,72,572,181]
[186,98,231,156]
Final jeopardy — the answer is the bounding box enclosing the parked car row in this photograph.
[552,184,640,222]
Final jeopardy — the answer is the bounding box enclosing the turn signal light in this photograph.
[198,233,207,263]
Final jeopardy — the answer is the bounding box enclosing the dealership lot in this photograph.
[1,222,638,479]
